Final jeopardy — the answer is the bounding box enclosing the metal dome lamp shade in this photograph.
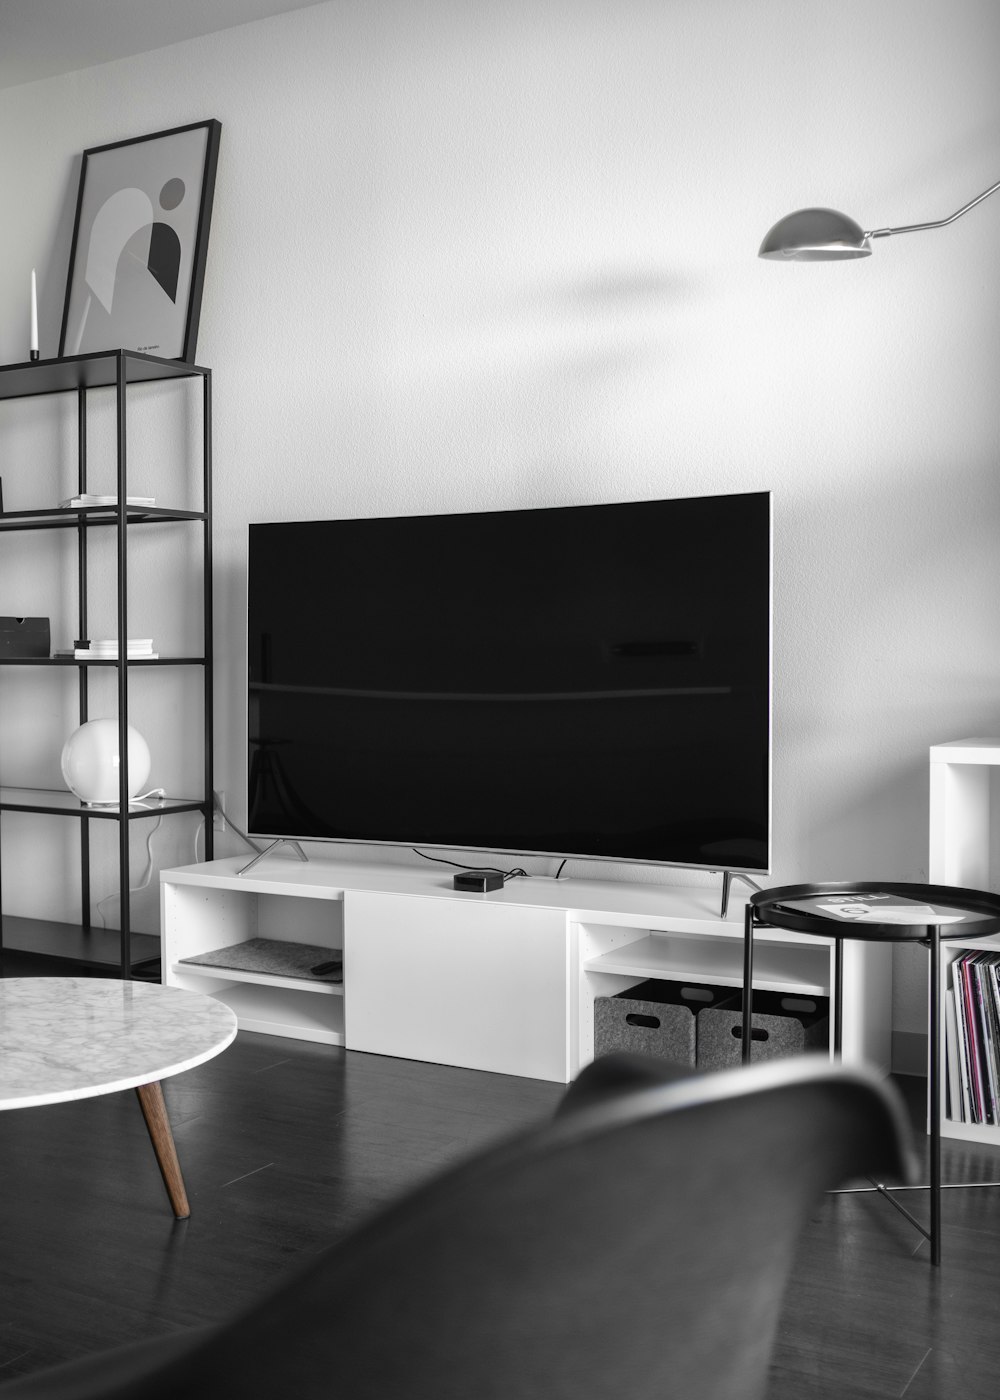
[759,176,1000,260]
[759,208,871,259]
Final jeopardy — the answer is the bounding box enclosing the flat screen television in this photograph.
[246,491,771,874]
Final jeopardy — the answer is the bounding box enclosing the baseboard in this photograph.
[892,1030,928,1077]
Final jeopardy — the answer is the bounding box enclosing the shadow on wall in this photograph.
[523,267,703,311]
[370,262,710,515]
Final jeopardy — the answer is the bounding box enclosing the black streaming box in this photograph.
[453,870,504,892]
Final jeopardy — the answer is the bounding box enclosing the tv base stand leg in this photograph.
[720,870,762,919]
[237,839,309,876]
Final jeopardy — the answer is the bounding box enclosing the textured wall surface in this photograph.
[0,0,998,1044]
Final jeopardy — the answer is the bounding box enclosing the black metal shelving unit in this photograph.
[0,350,213,978]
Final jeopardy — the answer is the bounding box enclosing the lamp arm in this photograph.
[868,175,1000,239]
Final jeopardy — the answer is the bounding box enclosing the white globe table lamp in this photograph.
[61,719,151,806]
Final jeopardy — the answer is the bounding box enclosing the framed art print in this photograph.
[59,119,222,362]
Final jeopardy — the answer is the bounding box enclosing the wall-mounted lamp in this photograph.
[759,176,1000,260]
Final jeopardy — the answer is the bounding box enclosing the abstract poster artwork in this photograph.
[59,120,221,362]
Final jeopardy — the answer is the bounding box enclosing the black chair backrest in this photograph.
[195,1053,912,1400]
[0,1053,913,1400]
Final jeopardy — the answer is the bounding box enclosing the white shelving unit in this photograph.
[929,738,1000,1144]
[160,855,893,1080]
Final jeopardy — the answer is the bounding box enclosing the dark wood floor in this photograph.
[1,954,999,1396]
[770,1073,1000,1400]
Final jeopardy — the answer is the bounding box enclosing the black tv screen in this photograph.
[247,492,771,873]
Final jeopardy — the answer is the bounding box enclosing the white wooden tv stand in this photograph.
[160,856,891,1082]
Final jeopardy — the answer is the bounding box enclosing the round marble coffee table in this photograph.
[0,978,238,1218]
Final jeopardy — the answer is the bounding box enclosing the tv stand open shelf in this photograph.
[178,936,343,988]
[584,931,828,996]
[161,855,892,1078]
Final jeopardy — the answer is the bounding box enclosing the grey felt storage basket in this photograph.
[594,980,732,1067]
[695,990,829,1068]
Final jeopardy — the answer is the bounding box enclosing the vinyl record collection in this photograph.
[947,950,1000,1124]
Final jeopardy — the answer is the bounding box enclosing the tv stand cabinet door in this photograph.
[344,892,571,1082]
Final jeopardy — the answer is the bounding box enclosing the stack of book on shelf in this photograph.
[947,950,1000,1124]
[58,494,156,508]
[73,638,158,660]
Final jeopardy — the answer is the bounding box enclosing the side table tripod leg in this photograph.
[929,925,941,1265]
[135,1080,191,1219]
[742,903,755,1064]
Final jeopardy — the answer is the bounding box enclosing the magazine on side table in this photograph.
[772,892,971,925]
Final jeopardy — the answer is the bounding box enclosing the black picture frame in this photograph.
[59,119,222,363]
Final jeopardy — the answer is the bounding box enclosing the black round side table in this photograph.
[744,881,1000,1266]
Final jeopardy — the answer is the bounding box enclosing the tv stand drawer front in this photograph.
[343,892,571,1082]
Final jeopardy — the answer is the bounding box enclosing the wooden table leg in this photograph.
[135,1081,191,1219]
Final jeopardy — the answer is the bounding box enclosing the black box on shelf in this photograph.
[0,616,49,658]
[695,990,829,1069]
[594,979,733,1067]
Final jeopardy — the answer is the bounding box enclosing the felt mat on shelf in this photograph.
[179,937,342,981]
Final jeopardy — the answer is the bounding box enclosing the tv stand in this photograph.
[237,838,308,877]
[160,855,891,1082]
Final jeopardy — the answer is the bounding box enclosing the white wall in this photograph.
[1,0,998,1052]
